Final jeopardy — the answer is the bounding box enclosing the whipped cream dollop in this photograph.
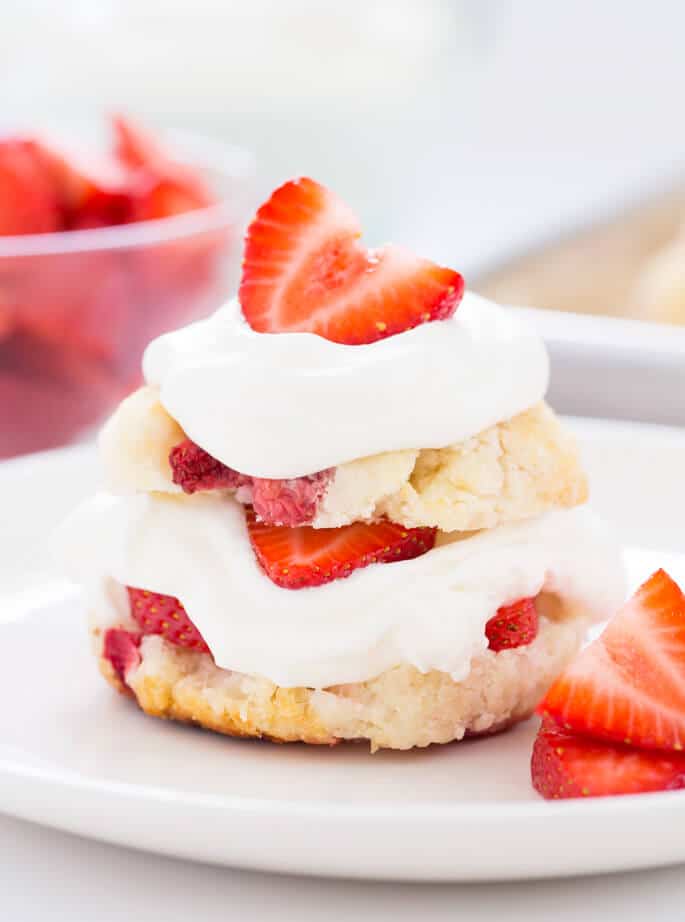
[57,493,625,689]
[143,292,549,479]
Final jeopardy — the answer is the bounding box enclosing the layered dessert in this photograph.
[58,178,625,750]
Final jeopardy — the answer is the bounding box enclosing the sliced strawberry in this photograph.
[531,721,685,799]
[540,569,685,752]
[111,113,213,213]
[127,587,209,653]
[239,177,464,345]
[103,628,142,685]
[169,439,332,526]
[129,174,211,221]
[485,597,538,651]
[0,139,61,235]
[111,113,169,171]
[34,140,132,228]
[251,471,333,527]
[246,509,436,589]
[169,439,250,493]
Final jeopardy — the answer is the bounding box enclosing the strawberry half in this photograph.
[532,721,685,799]
[239,177,464,344]
[127,587,209,653]
[540,569,685,752]
[485,597,538,651]
[246,509,436,589]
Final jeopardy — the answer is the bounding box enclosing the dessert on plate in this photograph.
[57,177,625,750]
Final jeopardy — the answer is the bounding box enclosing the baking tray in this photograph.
[475,183,685,426]
[512,306,685,427]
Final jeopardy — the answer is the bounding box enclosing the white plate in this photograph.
[1,418,685,882]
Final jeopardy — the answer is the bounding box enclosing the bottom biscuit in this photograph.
[93,612,585,751]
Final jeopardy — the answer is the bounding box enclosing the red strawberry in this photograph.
[532,721,685,799]
[111,112,169,171]
[111,113,212,213]
[103,628,141,684]
[540,569,685,752]
[169,439,332,526]
[252,471,333,527]
[35,140,132,228]
[0,139,61,235]
[129,175,211,221]
[169,439,250,494]
[239,177,464,345]
[485,597,538,651]
[246,509,436,589]
[127,587,209,653]
[112,115,220,332]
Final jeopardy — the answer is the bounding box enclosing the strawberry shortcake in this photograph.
[57,178,625,750]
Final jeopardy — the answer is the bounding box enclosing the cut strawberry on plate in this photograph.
[540,569,685,752]
[485,597,538,651]
[127,587,209,653]
[531,721,685,799]
[239,177,464,344]
[246,509,437,589]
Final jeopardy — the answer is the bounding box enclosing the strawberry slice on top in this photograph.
[239,177,464,344]
[540,569,685,752]
[246,508,436,589]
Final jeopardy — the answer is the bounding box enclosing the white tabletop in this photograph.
[2,815,684,921]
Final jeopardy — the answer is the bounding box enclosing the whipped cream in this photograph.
[143,292,549,479]
[56,493,625,689]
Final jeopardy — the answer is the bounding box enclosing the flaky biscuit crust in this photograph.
[93,613,585,751]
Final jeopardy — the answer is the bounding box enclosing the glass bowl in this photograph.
[0,131,254,459]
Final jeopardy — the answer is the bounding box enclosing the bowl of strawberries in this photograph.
[0,115,253,459]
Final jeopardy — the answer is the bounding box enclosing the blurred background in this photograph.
[1,0,685,464]
[3,0,685,267]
